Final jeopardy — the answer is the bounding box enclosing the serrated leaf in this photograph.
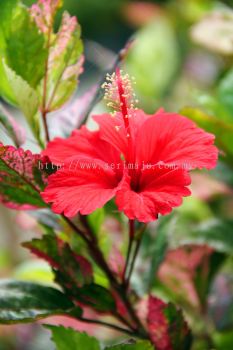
[23,234,115,314]
[147,296,192,350]
[3,62,42,144]
[23,234,93,287]
[46,326,101,350]
[0,144,47,209]
[0,104,25,147]
[30,0,62,34]
[6,4,47,88]
[0,0,47,101]
[0,280,75,324]
[30,2,84,112]
[46,12,84,111]
[105,340,154,350]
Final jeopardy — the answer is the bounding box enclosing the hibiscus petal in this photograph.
[116,167,191,222]
[42,126,121,166]
[93,109,150,159]
[41,158,124,217]
[135,110,218,170]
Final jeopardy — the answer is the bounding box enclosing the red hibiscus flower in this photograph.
[41,69,218,222]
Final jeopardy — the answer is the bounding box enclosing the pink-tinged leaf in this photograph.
[147,296,192,350]
[46,11,84,111]
[0,144,47,209]
[23,234,117,313]
[30,1,84,112]
[23,234,93,287]
[158,245,214,310]
[49,12,78,60]
[30,0,62,34]
[0,105,26,147]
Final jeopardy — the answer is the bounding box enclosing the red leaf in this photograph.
[0,144,47,209]
[148,296,173,350]
[147,296,192,350]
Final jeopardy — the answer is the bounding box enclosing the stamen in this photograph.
[103,69,138,160]
[102,69,138,119]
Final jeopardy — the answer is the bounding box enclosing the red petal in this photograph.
[93,113,128,156]
[42,126,121,166]
[93,109,149,159]
[41,158,124,217]
[135,110,218,170]
[116,167,191,222]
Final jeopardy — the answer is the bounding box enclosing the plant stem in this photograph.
[63,216,148,338]
[42,110,50,144]
[78,316,139,338]
[125,225,147,289]
[41,23,53,144]
[122,220,135,284]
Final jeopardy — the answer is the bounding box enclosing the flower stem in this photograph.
[125,224,147,289]
[63,215,148,338]
[122,220,135,284]
[77,316,139,337]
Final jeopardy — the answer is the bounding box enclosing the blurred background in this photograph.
[0,0,233,349]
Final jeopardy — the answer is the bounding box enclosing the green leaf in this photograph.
[3,62,42,144]
[180,219,233,253]
[46,326,101,350]
[142,222,168,292]
[0,144,47,209]
[0,280,75,324]
[54,261,116,312]
[72,283,116,312]
[160,212,233,254]
[14,260,54,284]
[87,208,105,236]
[125,17,180,112]
[217,68,233,115]
[105,341,154,350]
[0,104,25,147]
[213,330,233,350]
[0,1,47,102]
[0,0,19,104]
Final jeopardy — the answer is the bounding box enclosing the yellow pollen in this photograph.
[102,70,138,115]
